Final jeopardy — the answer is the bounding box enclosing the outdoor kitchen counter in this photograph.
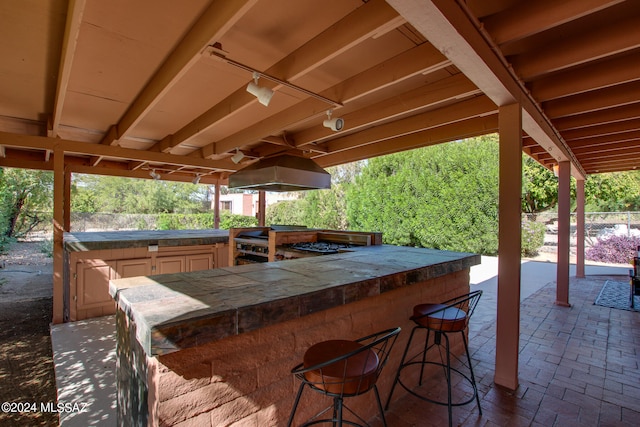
[64,228,229,252]
[109,244,480,357]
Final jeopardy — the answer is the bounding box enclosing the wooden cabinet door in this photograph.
[186,253,213,272]
[116,258,152,278]
[76,260,114,309]
[156,256,186,275]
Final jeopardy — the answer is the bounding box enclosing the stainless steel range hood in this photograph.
[228,154,331,192]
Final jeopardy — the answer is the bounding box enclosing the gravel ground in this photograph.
[0,241,58,427]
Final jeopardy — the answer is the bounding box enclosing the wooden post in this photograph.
[495,103,522,390]
[52,145,65,324]
[576,178,585,278]
[556,160,571,306]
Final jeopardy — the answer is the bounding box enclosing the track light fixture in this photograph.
[192,174,201,185]
[246,72,274,106]
[231,148,245,164]
[149,169,161,180]
[323,110,344,132]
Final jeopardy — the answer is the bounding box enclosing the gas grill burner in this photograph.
[289,241,351,254]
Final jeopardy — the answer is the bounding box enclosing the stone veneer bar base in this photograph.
[116,269,471,426]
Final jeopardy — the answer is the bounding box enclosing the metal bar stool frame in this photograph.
[287,327,401,427]
[385,290,482,427]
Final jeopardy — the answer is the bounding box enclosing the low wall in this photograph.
[116,269,470,426]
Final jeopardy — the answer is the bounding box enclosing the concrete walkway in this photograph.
[49,256,629,426]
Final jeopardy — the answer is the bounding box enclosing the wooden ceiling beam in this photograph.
[50,0,86,138]
[315,114,498,168]
[553,103,640,131]
[387,0,585,178]
[561,119,640,142]
[545,80,640,119]
[0,131,238,172]
[529,52,640,102]
[568,130,640,150]
[294,73,479,149]
[204,43,450,156]
[157,0,404,154]
[100,0,258,146]
[511,14,640,80]
[482,0,624,45]
[321,95,496,155]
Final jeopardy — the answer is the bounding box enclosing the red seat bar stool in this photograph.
[287,327,401,427]
[385,290,482,427]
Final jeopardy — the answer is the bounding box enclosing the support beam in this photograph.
[50,0,86,137]
[576,179,586,278]
[495,103,522,391]
[52,145,65,324]
[214,184,221,229]
[386,0,585,179]
[556,160,571,306]
[258,191,266,227]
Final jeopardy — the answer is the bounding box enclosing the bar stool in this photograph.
[385,290,482,427]
[287,327,401,427]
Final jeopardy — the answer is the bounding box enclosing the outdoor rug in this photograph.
[594,280,639,312]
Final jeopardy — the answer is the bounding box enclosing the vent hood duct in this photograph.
[228,154,331,192]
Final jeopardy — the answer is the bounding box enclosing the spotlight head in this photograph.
[192,174,201,185]
[323,117,344,132]
[246,82,274,106]
[231,149,245,164]
[149,169,161,180]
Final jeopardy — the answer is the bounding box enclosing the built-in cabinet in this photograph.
[68,243,228,321]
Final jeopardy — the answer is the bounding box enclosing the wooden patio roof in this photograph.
[1,0,638,184]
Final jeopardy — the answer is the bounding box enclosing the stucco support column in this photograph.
[495,103,522,391]
[556,161,571,306]
[258,191,266,226]
[575,178,585,278]
[52,145,65,324]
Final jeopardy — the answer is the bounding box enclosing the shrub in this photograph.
[521,219,545,257]
[586,234,640,264]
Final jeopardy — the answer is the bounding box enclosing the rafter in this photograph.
[483,0,624,45]
[50,0,86,138]
[553,103,640,131]
[153,0,404,154]
[544,80,640,119]
[197,42,450,157]
[320,95,495,156]
[0,131,237,172]
[386,0,585,177]
[511,13,640,80]
[529,52,640,102]
[315,114,498,168]
[100,0,258,146]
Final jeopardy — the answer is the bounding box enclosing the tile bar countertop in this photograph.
[109,245,480,357]
[64,229,230,252]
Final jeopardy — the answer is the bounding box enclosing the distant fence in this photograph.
[523,211,640,247]
[27,211,640,248]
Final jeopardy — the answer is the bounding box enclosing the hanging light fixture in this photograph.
[231,148,245,164]
[323,109,344,132]
[192,174,201,185]
[246,72,274,106]
[149,169,161,180]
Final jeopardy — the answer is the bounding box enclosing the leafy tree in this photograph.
[522,157,558,214]
[347,136,500,254]
[266,200,305,226]
[584,172,640,211]
[0,168,53,238]
[72,175,208,214]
